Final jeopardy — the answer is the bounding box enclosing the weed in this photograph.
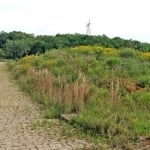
[8,46,150,149]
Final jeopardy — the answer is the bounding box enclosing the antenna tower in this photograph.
[86,19,91,35]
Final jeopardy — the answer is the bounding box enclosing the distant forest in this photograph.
[0,31,150,59]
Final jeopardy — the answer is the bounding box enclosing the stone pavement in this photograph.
[0,62,96,150]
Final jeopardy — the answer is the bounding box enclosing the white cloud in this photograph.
[0,0,150,42]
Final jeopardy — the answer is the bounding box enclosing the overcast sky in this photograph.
[0,0,150,42]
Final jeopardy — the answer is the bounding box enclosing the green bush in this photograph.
[137,76,150,87]
[106,57,121,69]
[56,59,66,67]
[119,48,136,58]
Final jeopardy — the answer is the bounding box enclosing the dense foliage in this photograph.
[1,31,150,59]
[8,46,150,149]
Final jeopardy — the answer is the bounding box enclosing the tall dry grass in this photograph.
[28,68,89,112]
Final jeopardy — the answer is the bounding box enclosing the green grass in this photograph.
[7,46,150,149]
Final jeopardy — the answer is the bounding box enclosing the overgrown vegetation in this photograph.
[8,45,150,149]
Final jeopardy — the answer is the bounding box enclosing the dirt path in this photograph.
[0,62,95,150]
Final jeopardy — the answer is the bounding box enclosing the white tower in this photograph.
[86,19,91,35]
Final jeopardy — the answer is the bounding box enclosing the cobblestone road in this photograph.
[0,62,95,150]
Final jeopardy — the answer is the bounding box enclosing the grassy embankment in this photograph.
[8,46,150,149]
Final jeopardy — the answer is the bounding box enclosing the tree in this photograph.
[0,31,8,48]
[29,40,46,55]
[5,39,33,58]
[112,37,124,48]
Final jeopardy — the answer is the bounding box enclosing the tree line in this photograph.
[0,31,150,59]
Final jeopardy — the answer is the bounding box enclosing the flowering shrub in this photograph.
[141,52,150,60]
